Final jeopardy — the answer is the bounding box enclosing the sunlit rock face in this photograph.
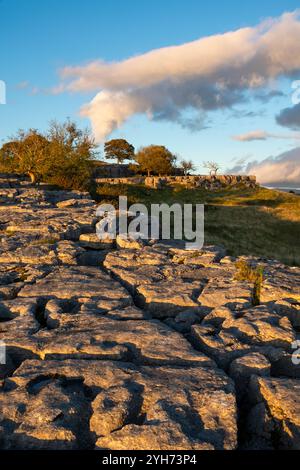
[0,174,299,450]
[0,360,237,450]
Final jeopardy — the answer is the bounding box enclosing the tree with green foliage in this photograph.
[45,120,97,190]
[135,145,176,176]
[104,139,135,164]
[0,130,50,183]
[0,141,20,173]
[0,119,97,190]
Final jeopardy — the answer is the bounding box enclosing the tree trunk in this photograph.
[147,169,151,177]
[28,171,36,184]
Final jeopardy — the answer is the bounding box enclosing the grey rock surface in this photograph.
[0,175,299,450]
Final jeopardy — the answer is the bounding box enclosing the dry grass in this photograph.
[94,183,300,266]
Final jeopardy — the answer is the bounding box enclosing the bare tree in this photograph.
[203,161,220,176]
[180,159,196,176]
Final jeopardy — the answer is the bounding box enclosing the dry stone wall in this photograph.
[95,174,257,189]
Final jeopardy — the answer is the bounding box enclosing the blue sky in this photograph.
[1,0,300,178]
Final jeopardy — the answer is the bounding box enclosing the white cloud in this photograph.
[228,147,300,185]
[232,129,300,141]
[232,130,270,141]
[55,10,300,141]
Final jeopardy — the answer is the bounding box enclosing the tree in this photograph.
[0,141,20,173]
[45,120,97,190]
[104,139,134,164]
[180,159,196,176]
[135,145,176,176]
[0,130,50,183]
[0,119,97,190]
[203,161,220,176]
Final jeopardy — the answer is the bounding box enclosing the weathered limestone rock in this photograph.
[246,376,300,449]
[198,279,253,310]
[229,353,271,395]
[0,360,237,450]
[0,175,299,450]
[261,264,300,303]
[104,245,230,317]
[0,242,58,265]
[271,351,300,378]
[0,238,84,268]
[79,233,114,250]
[191,306,295,369]
[272,299,300,329]
[165,309,202,333]
[0,263,50,288]
[56,240,85,265]
[0,282,23,300]
[18,266,131,304]
[221,306,295,349]
[90,385,135,437]
[202,306,235,327]
[170,245,226,266]
[136,280,204,317]
[2,306,214,366]
[56,198,94,208]
[116,234,146,250]
[0,298,40,375]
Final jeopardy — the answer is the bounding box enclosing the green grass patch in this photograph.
[94,183,300,266]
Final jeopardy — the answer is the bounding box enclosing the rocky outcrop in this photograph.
[0,174,299,450]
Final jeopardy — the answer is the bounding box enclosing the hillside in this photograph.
[95,183,300,266]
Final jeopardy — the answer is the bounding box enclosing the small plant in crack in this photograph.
[30,237,58,246]
[5,228,16,237]
[235,260,264,306]
[14,266,29,281]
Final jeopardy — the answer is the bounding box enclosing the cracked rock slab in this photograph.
[2,304,214,366]
[246,376,300,449]
[18,266,132,305]
[104,246,230,317]
[191,306,295,369]
[0,359,237,450]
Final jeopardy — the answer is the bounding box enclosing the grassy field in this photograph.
[94,183,300,266]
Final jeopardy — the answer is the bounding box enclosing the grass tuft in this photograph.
[235,260,264,306]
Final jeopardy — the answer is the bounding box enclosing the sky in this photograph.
[1,0,300,185]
